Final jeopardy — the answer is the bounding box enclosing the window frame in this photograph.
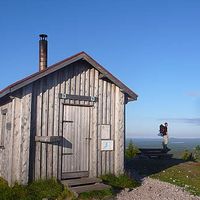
[0,108,7,148]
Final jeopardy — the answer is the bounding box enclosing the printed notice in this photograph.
[101,140,114,151]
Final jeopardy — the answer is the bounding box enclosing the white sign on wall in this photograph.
[99,125,111,139]
[101,140,114,151]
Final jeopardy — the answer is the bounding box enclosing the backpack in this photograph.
[159,124,165,135]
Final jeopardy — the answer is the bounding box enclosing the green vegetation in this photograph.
[101,174,140,189]
[78,188,113,200]
[151,162,200,196]
[181,150,194,161]
[0,178,75,200]
[126,152,200,196]
[28,178,64,200]
[79,174,140,200]
[125,140,140,160]
[181,145,200,162]
[194,145,200,162]
[11,183,30,200]
[0,177,13,200]
[0,174,140,200]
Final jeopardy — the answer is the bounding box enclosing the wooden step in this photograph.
[71,183,111,194]
[61,177,102,187]
[62,171,89,179]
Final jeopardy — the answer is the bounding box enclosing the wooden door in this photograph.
[61,105,90,179]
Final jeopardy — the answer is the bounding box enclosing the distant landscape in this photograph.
[126,137,200,158]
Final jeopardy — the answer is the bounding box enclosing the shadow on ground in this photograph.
[125,157,186,182]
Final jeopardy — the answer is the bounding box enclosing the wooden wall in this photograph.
[0,59,126,185]
[0,85,32,185]
[31,60,125,180]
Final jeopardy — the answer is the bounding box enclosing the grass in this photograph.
[101,174,140,189]
[78,188,113,200]
[0,174,139,200]
[78,174,140,200]
[151,161,200,196]
[28,178,64,200]
[0,177,13,200]
[126,157,200,196]
[0,178,75,200]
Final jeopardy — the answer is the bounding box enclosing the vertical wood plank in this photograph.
[114,87,125,175]
[70,106,75,172]
[29,83,37,182]
[11,94,22,183]
[84,67,90,105]
[70,65,76,104]
[101,80,107,175]
[21,85,32,184]
[75,64,81,104]
[97,79,103,176]
[90,70,98,177]
[106,82,111,174]
[80,64,85,105]
[47,75,55,178]
[89,68,94,106]
[65,68,70,104]
[0,110,3,178]
[8,98,16,185]
[35,80,43,179]
[58,69,65,180]
[41,78,48,179]
[86,107,90,171]
[110,84,115,174]
[1,101,12,184]
[0,107,2,175]
[52,72,60,178]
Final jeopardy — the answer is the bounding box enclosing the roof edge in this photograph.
[0,51,138,100]
[0,51,85,98]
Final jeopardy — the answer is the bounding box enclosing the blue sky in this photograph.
[0,0,200,138]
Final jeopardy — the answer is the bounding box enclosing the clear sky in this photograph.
[0,0,200,138]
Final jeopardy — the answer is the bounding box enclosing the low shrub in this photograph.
[78,188,113,200]
[0,177,74,200]
[125,140,140,160]
[0,177,13,200]
[182,150,194,161]
[12,183,30,200]
[57,186,75,200]
[28,178,63,200]
[101,173,140,189]
[194,145,200,162]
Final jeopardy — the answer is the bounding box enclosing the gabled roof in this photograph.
[0,52,138,101]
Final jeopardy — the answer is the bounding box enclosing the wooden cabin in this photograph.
[0,35,137,185]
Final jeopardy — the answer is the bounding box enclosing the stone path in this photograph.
[115,177,200,200]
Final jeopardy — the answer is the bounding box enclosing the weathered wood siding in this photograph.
[0,85,32,185]
[32,60,125,180]
[0,59,126,185]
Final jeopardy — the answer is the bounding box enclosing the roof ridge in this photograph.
[0,51,85,95]
[0,51,138,100]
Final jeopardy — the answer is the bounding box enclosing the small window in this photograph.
[0,109,7,147]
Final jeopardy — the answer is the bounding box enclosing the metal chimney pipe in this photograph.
[39,34,48,71]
